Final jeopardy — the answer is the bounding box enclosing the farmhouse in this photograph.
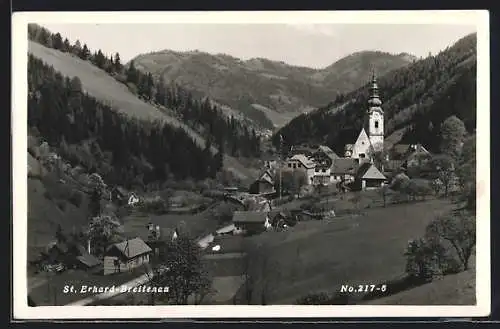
[232,211,271,234]
[103,237,152,275]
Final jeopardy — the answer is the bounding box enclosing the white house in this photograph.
[284,154,316,185]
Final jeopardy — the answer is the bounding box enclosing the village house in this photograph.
[232,211,271,235]
[103,237,152,275]
[353,162,387,190]
[330,158,360,183]
[284,154,316,185]
[248,169,276,196]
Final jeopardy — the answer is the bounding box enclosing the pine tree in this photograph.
[113,53,122,73]
[80,44,90,60]
[126,60,138,85]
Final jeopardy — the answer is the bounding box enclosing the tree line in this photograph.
[274,33,476,155]
[28,23,261,159]
[28,54,223,188]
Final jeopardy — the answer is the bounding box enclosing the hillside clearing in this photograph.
[28,41,254,181]
[245,199,456,304]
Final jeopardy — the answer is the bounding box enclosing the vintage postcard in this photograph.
[12,10,490,319]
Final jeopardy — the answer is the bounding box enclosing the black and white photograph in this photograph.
[12,10,490,319]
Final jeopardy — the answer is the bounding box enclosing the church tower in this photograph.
[366,71,384,153]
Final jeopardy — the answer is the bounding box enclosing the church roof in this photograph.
[354,128,372,148]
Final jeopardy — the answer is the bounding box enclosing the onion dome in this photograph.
[368,70,382,107]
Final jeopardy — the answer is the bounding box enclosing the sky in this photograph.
[39,23,477,69]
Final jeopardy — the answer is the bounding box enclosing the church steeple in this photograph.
[367,70,382,109]
[366,69,384,153]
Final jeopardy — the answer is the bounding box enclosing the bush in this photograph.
[404,236,462,282]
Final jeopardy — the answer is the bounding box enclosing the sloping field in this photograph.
[28,41,253,181]
[245,199,457,304]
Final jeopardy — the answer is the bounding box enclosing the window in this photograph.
[375,121,379,128]
[288,163,292,168]
[360,153,365,158]
[293,163,297,169]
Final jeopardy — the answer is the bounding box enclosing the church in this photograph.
[344,71,385,161]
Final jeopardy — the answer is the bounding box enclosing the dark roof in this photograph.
[268,210,290,219]
[317,145,340,160]
[232,211,268,223]
[76,253,101,267]
[331,158,359,175]
[106,237,152,259]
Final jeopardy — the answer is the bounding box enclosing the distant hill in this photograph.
[130,50,416,128]
[274,33,476,154]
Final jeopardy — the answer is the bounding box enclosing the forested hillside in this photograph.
[274,33,477,155]
[28,24,261,163]
[28,55,222,186]
[131,47,415,128]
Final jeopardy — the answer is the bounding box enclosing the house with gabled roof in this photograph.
[284,154,316,185]
[354,162,387,190]
[103,237,152,275]
[249,169,276,195]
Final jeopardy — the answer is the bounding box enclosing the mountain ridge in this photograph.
[130,49,417,128]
